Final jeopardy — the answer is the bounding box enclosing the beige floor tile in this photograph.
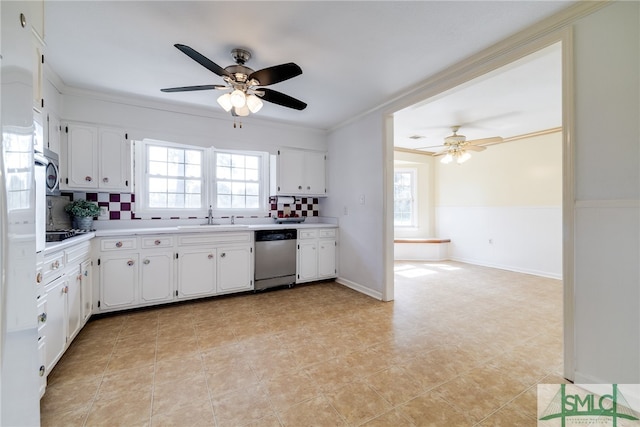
[364,365,425,406]
[84,392,152,426]
[41,262,564,427]
[477,403,538,426]
[360,409,415,427]
[211,385,276,427]
[278,395,347,427]
[398,391,476,426]
[324,380,393,425]
[261,369,321,412]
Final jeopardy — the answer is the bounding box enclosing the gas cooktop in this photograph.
[45,229,92,243]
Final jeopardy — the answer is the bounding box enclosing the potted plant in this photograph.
[64,199,101,230]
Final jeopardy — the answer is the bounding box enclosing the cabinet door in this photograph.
[317,239,336,278]
[47,112,61,155]
[44,276,67,373]
[304,151,326,195]
[80,259,92,323]
[67,267,82,342]
[66,124,98,189]
[177,248,216,298]
[297,241,317,283]
[277,149,305,194]
[217,246,252,294]
[99,254,138,310]
[140,251,174,303]
[99,128,130,191]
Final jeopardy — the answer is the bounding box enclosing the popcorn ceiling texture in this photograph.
[64,192,320,220]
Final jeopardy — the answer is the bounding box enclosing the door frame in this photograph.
[382,27,576,381]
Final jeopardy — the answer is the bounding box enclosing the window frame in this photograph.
[134,138,209,218]
[210,148,270,217]
[393,168,418,228]
[134,140,270,218]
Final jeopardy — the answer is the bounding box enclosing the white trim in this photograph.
[336,277,383,301]
[448,256,562,281]
[575,199,640,209]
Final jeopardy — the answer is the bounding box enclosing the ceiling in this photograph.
[43,1,573,132]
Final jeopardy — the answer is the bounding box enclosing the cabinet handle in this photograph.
[154,239,161,245]
[38,313,47,323]
[63,286,68,294]
[143,259,150,265]
[39,365,45,377]
[36,272,42,283]
[127,260,134,266]
[307,186,311,190]
[220,253,226,258]
[84,271,88,277]
[103,177,109,183]
[298,185,302,190]
[207,254,213,259]
[85,176,92,182]
[52,261,59,270]
[115,241,123,248]
[77,274,82,281]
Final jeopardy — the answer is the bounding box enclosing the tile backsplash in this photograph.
[61,192,320,221]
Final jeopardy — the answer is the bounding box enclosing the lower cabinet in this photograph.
[176,248,216,298]
[80,259,92,323]
[217,245,253,294]
[297,228,337,283]
[44,275,67,374]
[98,232,254,310]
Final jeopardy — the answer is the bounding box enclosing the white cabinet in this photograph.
[217,245,253,294]
[177,248,216,298]
[99,252,138,310]
[63,123,131,191]
[177,232,253,300]
[297,228,337,284]
[64,241,91,342]
[44,275,67,374]
[140,251,174,303]
[271,148,327,196]
[80,259,92,323]
[45,111,61,155]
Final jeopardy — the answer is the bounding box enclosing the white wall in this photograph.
[435,132,562,278]
[393,150,434,238]
[571,1,639,384]
[323,112,385,298]
[61,91,326,153]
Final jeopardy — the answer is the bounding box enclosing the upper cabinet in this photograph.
[62,122,131,192]
[271,148,327,197]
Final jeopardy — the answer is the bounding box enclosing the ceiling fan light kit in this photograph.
[428,125,500,165]
[161,44,306,126]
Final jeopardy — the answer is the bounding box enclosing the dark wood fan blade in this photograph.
[259,88,307,110]
[249,63,302,86]
[161,85,225,93]
[174,44,231,78]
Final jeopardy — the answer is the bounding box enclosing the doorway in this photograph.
[383,32,574,380]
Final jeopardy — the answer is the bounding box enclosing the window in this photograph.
[134,140,268,216]
[394,169,416,227]
[214,152,261,210]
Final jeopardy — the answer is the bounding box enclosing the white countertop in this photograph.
[43,232,95,255]
[94,222,337,237]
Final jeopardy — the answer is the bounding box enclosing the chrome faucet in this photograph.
[231,215,235,225]
[207,205,214,225]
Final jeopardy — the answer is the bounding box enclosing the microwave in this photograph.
[44,148,60,196]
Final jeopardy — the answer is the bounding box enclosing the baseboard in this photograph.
[335,277,382,300]
[571,373,640,414]
[449,256,562,280]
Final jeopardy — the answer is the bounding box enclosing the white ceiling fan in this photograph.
[418,126,503,164]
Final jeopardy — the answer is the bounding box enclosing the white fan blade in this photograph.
[466,145,486,152]
[467,136,503,145]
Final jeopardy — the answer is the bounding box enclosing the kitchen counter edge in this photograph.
[93,223,338,237]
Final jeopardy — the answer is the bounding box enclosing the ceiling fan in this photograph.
[161,44,307,118]
[418,126,502,164]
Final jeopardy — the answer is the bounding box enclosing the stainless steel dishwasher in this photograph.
[254,229,297,290]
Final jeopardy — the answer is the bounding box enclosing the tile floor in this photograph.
[40,261,565,426]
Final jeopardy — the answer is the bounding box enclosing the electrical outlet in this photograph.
[99,206,108,217]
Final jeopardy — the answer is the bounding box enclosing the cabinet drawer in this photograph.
[178,232,251,246]
[318,229,336,238]
[298,230,318,239]
[42,252,65,283]
[141,235,174,249]
[65,241,91,265]
[100,237,137,251]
